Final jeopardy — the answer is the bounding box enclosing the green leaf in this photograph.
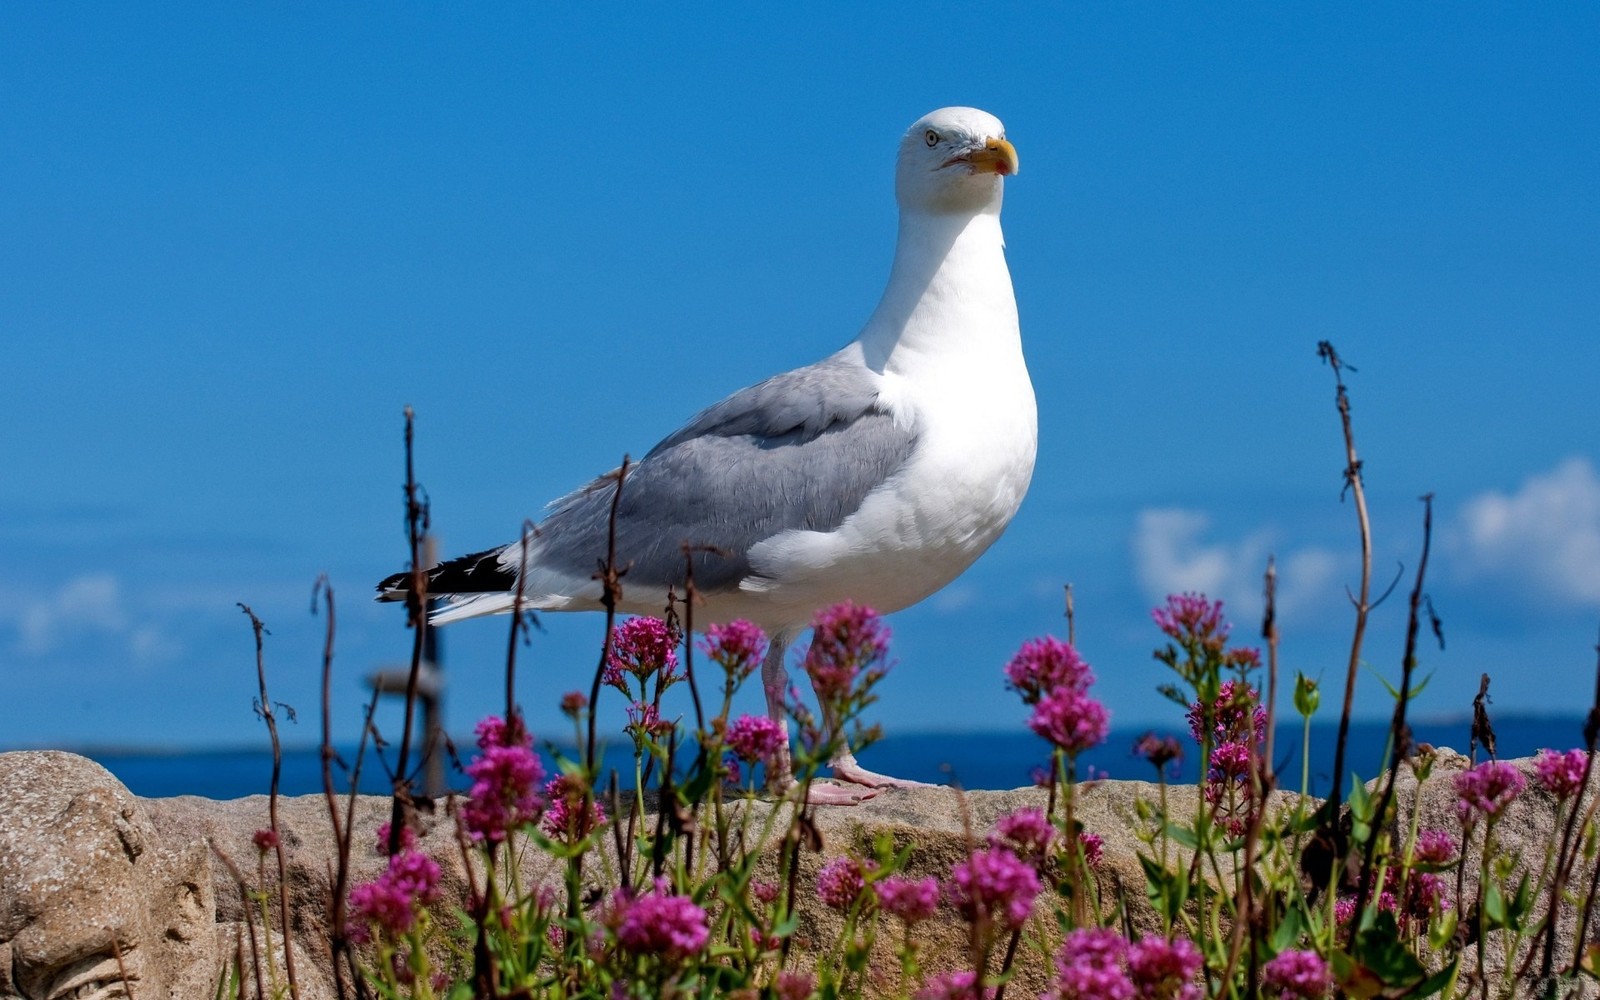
[1270,904,1307,953]
[1484,882,1509,930]
[1411,957,1460,998]
[1352,912,1426,985]
[1161,821,1200,850]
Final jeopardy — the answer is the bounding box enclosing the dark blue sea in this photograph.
[45,715,1585,801]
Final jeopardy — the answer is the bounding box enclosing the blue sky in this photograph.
[3,5,1597,757]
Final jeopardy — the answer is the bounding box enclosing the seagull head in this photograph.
[896,107,1018,215]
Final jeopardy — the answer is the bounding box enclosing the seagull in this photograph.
[378,107,1035,804]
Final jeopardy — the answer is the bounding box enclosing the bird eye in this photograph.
[924,130,939,147]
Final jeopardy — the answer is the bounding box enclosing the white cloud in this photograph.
[1451,457,1600,606]
[1132,509,1344,625]
[2,572,181,664]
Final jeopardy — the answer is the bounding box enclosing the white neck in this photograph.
[855,207,1019,375]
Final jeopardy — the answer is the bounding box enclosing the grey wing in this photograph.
[534,356,917,591]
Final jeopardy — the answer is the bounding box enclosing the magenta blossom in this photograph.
[1413,828,1458,865]
[375,821,417,856]
[726,713,787,764]
[1454,760,1526,825]
[701,620,767,678]
[1079,831,1105,868]
[1187,679,1266,746]
[1127,935,1203,1000]
[816,856,872,911]
[459,713,545,844]
[803,601,891,705]
[991,806,1055,859]
[1152,593,1229,649]
[1029,686,1111,755]
[1535,748,1588,799]
[252,828,278,851]
[541,774,607,841]
[605,616,679,691]
[1262,948,1332,999]
[614,879,709,962]
[946,845,1040,931]
[1050,927,1133,1000]
[348,849,442,939]
[1004,636,1093,705]
[914,970,995,1000]
[877,875,940,924]
[774,971,817,1000]
[1132,732,1184,775]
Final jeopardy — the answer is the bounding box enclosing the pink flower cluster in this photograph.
[774,971,817,1000]
[1454,760,1526,825]
[913,969,994,1000]
[1005,635,1110,757]
[1004,636,1092,706]
[348,849,442,940]
[701,619,767,678]
[1029,686,1111,755]
[945,845,1040,931]
[604,616,679,691]
[1187,679,1265,746]
[877,875,939,924]
[613,879,709,963]
[375,821,417,856]
[1261,948,1332,999]
[1535,747,1588,799]
[1152,593,1229,650]
[816,855,871,911]
[726,713,786,764]
[991,806,1055,859]
[1413,828,1457,864]
[459,714,545,844]
[1046,929,1202,1000]
[541,774,607,842]
[1132,732,1184,775]
[804,601,891,704]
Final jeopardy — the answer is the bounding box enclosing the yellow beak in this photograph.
[965,136,1019,177]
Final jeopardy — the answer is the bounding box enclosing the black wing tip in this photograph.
[374,546,517,603]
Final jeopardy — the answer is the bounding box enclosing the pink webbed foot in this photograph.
[829,751,941,790]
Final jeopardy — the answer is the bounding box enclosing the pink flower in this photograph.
[541,775,607,841]
[1152,594,1229,650]
[1454,760,1526,825]
[1333,897,1356,926]
[1535,748,1588,799]
[1050,927,1133,1000]
[774,970,816,1000]
[1262,948,1332,999]
[606,616,679,690]
[1132,732,1184,775]
[1207,740,1253,780]
[914,970,994,1000]
[252,828,279,851]
[701,620,767,678]
[460,713,545,844]
[726,714,787,764]
[877,876,940,923]
[1127,935,1202,1000]
[614,879,709,962]
[946,845,1041,931]
[1029,686,1110,754]
[347,849,441,938]
[804,601,891,704]
[1079,831,1105,868]
[991,807,1055,859]
[1413,828,1457,864]
[625,700,674,740]
[559,691,588,718]
[816,856,870,911]
[375,821,417,856]
[1004,636,1093,705]
[1187,679,1265,746]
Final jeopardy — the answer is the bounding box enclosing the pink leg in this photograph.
[761,631,880,805]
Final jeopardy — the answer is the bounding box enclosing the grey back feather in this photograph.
[535,356,917,592]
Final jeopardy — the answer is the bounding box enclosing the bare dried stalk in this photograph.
[389,407,431,856]
[1318,341,1372,835]
[237,604,299,1000]
[1356,494,1435,919]
[212,841,268,1000]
